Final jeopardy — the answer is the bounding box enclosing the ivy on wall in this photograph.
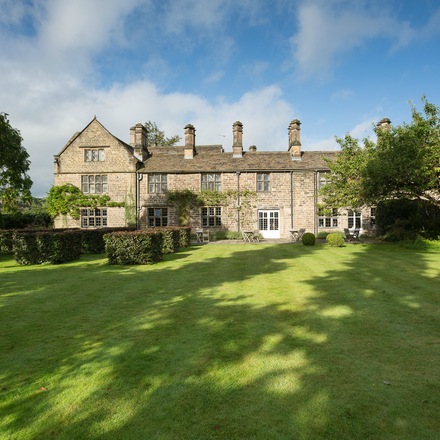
[46,184,124,220]
[166,189,257,226]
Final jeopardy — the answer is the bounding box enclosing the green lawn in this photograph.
[0,243,439,439]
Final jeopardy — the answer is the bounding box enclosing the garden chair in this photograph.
[293,228,306,242]
[251,231,260,242]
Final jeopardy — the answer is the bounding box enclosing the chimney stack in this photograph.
[184,124,196,159]
[377,117,391,132]
[288,119,301,160]
[232,121,243,158]
[130,123,148,161]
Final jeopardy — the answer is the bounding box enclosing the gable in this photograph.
[54,117,138,174]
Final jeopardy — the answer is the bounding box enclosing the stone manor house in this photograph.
[53,117,377,239]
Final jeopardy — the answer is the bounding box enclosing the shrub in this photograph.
[302,232,315,246]
[326,232,345,247]
[226,231,244,240]
[80,227,135,254]
[159,228,181,254]
[104,230,163,265]
[177,227,191,248]
[13,230,82,265]
[0,212,52,229]
[377,199,440,240]
[0,230,14,254]
[317,231,329,239]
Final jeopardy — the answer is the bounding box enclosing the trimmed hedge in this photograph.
[13,230,82,265]
[2,226,191,264]
[104,230,164,265]
[0,212,52,230]
[80,227,135,254]
[326,232,345,247]
[178,227,191,248]
[0,230,14,254]
[302,232,316,246]
[145,227,191,253]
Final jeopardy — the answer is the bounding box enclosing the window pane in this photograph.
[99,149,105,161]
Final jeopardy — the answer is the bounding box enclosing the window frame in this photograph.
[147,207,168,227]
[81,175,108,194]
[81,208,108,228]
[347,209,362,229]
[256,173,271,192]
[148,174,168,193]
[370,207,376,227]
[201,206,222,227]
[318,207,339,228]
[318,171,330,189]
[85,148,105,162]
[201,173,221,191]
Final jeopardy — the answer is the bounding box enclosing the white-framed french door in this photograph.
[258,210,280,239]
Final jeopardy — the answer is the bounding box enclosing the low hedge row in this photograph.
[13,230,82,265]
[104,231,164,265]
[104,227,192,264]
[80,228,135,254]
[1,226,192,265]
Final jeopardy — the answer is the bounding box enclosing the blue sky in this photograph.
[1,0,440,196]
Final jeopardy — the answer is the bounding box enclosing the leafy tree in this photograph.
[321,97,440,208]
[0,113,32,212]
[144,121,181,147]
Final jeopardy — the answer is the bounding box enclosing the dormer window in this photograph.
[85,148,105,162]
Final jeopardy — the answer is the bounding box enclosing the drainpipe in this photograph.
[314,170,318,236]
[290,171,294,229]
[136,172,143,229]
[236,171,241,232]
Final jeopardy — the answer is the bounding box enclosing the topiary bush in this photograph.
[302,232,315,246]
[326,232,345,247]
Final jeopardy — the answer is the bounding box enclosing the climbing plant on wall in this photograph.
[166,189,257,226]
[166,189,201,226]
[46,184,124,220]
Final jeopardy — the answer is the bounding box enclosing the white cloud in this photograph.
[291,1,415,78]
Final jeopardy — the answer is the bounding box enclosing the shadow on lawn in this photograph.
[0,244,439,439]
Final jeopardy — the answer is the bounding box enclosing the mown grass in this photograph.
[0,243,439,439]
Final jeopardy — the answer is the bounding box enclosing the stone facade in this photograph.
[53,117,375,238]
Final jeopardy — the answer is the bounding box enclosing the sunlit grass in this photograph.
[0,243,439,439]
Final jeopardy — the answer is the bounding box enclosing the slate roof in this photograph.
[138,145,337,173]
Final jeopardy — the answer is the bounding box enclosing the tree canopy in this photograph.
[144,121,181,147]
[0,113,32,212]
[321,97,440,209]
